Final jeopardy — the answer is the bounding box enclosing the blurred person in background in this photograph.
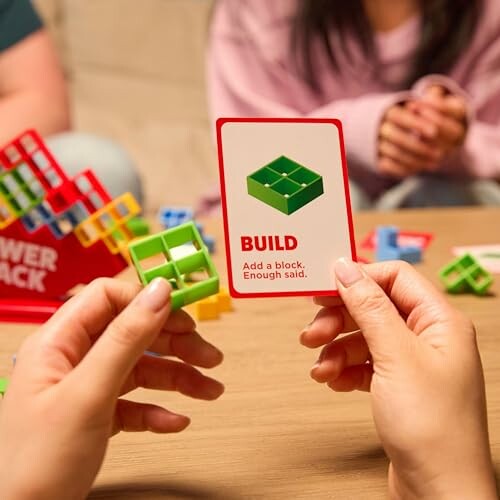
[205,0,500,211]
[0,0,143,203]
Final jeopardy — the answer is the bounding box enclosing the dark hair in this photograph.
[292,0,482,90]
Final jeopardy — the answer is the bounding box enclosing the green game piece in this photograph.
[128,222,219,310]
[439,254,493,296]
[0,377,9,398]
[247,155,324,215]
[126,216,150,237]
[0,164,44,218]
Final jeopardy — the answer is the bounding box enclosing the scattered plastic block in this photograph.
[193,296,220,320]
[195,223,216,255]
[126,216,150,237]
[217,286,233,313]
[158,207,193,229]
[247,155,324,215]
[189,286,233,321]
[376,226,422,264]
[398,246,422,264]
[0,377,8,397]
[440,254,493,296]
[202,234,215,254]
[128,221,219,310]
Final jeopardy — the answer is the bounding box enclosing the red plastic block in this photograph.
[0,130,68,191]
[45,170,111,215]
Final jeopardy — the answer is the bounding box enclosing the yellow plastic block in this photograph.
[193,296,220,320]
[217,287,233,312]
[0,196,16,229]
[189,287,233,321]
[74,192,140,254]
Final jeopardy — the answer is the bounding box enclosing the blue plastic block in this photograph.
[399,246,422,264]
[158,207,193,229]
[376,246,401,262]
[376,225,422,264]
[377,226,398,249]
[203,235,215,254]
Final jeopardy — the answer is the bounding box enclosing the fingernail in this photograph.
[135,278,171,312]
[334,258,364,288]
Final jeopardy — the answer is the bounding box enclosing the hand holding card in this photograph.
[217,118,357,298]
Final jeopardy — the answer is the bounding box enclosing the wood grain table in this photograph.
[1,207,499,499]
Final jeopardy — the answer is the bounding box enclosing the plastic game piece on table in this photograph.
[376,226,422,264]
[361,229,434,251]
[192,296,220,320]
[158,207,193,229]
[126,216,150,237]
[0,298,64,324]
[217,286,232,312]
[440,254,493,296]
[189,286,233,321]
[202,234,215,254]
[247,155,324,216]
[0,377,8,397]
[398,246,422,265]
[195,223,216,255]
[128,221,219,310]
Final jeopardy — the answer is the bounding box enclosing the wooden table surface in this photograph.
[1,207,499,499]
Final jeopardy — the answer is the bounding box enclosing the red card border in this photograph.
[216,118,358,299]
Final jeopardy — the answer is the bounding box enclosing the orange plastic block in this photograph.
[74,192,140,254]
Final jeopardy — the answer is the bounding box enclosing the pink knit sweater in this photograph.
[208,0,500,197]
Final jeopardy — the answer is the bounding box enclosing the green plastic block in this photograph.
[0,377,8,397]
[0,165,44,217]
[247,155,324,215]
[126,216,150,237]
[128,222,219,310]
[439,254,493,296]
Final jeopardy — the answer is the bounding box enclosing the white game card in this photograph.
[217,118,357,298]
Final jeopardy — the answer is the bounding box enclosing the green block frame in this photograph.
[247,156,324,215]
[439,253,493,296]
[0,163,44,217]
[128,222,219,310]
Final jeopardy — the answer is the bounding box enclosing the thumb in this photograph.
[73,278,172,395]
[334,259,412,362]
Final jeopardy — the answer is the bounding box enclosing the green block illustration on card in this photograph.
[246,156,324,215]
